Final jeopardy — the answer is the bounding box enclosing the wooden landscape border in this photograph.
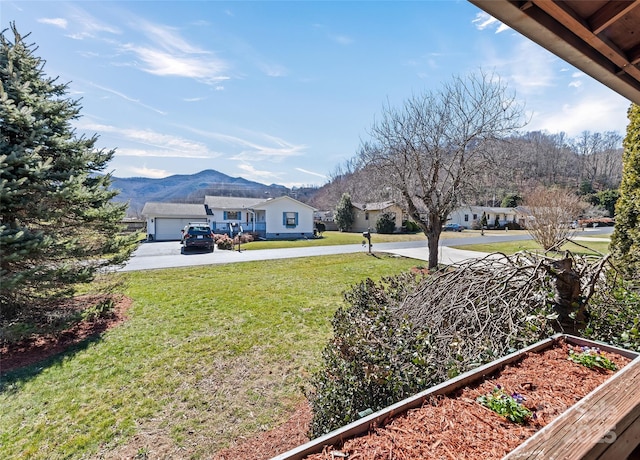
[271,334,640,460]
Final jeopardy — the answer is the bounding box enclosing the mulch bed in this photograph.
[302,340,631,460]
[0,294,132,374]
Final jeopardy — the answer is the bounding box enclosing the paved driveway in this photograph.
[117,227,611,272]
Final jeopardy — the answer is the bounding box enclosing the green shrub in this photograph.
[584,274,640,352]
[81,297,115,322]
[375,212,396,234]
[307,274,433,437]
[402,220,420,233]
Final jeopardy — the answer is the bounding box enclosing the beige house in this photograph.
[351,201,405,233]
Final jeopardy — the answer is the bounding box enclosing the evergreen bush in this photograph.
[375,212,396,234]
[307,274,433,437]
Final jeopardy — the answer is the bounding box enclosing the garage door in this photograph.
[155,218,197,241]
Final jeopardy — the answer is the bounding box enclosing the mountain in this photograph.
[111,169,293,216]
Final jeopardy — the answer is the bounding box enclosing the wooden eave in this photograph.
[469,0,640,105]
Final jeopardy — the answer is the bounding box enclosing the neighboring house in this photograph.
[142,196,315,241]
[313,210,338,231]
[447,206,525,229]
[351,201,405,233]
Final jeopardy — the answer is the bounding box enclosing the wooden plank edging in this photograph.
[271,335,639,460]
[503,354,640,460]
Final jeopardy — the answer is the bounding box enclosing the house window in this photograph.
[473,214,478,220]
[224,211,241,220]
[283,212,298,227]
[464,214,469,222]
[365,212,369,221]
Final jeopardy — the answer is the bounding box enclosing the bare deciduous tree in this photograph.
[523,186,586,250]
[356,71,526,268]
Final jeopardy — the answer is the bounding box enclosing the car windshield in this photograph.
[189,226,210,233]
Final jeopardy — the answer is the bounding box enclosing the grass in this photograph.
[235,229,514,250]
[0,253,418,459]
[239,230,426,249]
[452,239,611,256]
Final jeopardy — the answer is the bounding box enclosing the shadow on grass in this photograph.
[0,334,103,394]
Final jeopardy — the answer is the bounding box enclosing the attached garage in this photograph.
[141,202,209,241]
[154,218,196,241]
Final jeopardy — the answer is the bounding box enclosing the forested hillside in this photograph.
[307,130,623,211]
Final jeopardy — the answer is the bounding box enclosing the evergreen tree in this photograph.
[610,103,640,280]
[334,193,354,232]
[501,193,522,208]
[375,212,396,234]
[0,24,138,318]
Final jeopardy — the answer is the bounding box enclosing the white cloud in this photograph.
[65,6,121,39]
[78,122,221,159]
[330,34,353,45]
[295,167,326,179]
[129,166,172,178]
[526,91,629,137]
[138,21,207,55]
[121,44,230,83]
[258,62,288,77]
[472,12,497,31]
[38,18,68,29]
[507,41,557,91]
[237,164,281,182]
[472,12,510,33]
[114,148,212,159]
[89,83,167,114]
[185,128,307,162]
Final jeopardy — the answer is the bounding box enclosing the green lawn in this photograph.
[239,230,426,249]
[0,253,418,459]
[451,238,611,256]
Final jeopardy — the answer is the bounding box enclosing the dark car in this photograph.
[443,223,463,232]
[181,223,214,253]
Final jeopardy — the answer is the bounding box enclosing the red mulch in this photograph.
[213,402,314,460]
[0,294,132,374]
[303,340,631,460]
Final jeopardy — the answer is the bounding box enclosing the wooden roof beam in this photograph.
[531,0,640,82]
[589,0,639,35]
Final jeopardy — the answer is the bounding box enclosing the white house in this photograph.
[142,196,315,241]
[447,206,525,229]
[351,201,405,233]
[205,195,315,239]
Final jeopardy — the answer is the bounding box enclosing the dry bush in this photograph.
[523,186,586,250]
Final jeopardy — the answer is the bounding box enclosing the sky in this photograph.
[2,1,633,188]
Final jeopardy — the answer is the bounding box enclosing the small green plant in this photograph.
[568,346,617,371]
[477,385,533,424]
[81,298,115,322]
[135,447,150,459]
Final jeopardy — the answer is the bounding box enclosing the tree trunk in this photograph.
[427,233,440,270]
[424,215,443,270]
[548,258,585,334]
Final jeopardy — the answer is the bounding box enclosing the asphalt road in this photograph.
[117,227,612,272]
